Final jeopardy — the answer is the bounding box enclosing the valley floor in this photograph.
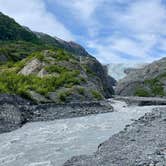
[64,106,166,166]
[0,99,160,166]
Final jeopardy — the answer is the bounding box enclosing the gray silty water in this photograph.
[0,99,162,166]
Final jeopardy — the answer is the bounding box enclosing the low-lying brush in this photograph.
[0,70,81,99]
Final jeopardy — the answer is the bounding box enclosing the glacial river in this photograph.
[0,99,163,166]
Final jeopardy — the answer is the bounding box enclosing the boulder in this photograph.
[19,59,43,75]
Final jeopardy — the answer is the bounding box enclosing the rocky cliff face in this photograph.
[115,57,166,97]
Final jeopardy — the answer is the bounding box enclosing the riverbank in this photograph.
[0,99,157,166]
[114,95,166,106]
[0,94,113,134]
[64,106,166,166]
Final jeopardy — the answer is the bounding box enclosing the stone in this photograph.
[19,59,43,75]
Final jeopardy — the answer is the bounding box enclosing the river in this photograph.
[0,99,163,166]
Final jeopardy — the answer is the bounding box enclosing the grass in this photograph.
[77,87,85,95]
[91,90,103,100]
[145,78,165,96]
[49,49,75,61]
[57,90,72,102]
[134,87,150,97]
[0,41,45,62]
[45,65,69,74]
[134,75,165,97]
[0,70,81,99]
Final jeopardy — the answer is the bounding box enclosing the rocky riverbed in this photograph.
[0,99,165,166]
[114,96,166,106]
[0,94,113,134]
[64,105,166,166]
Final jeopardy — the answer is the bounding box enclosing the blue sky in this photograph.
[0,0,166,64]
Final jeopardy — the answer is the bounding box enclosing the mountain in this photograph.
[115,57,166,97]
[0,12,39,43]
[107,63,145,81]
[0,12,90,63]
[35,32,89,57]
[0,12,114,103]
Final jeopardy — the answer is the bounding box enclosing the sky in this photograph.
[0,0,166,64]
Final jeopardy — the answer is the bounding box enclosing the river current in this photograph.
[0,99,163,166]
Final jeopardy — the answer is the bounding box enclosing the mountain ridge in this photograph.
[115,57,166,97]
[0,11,114,103]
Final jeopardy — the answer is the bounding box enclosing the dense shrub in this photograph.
[77,87,85,95]
[57,90,72,102]
[91,90,103,100]
[145,79,164,96]
[0,41,46,62]
[45,65,69,74]
[0,70,81,99]
[134,87,150,97]
[0,12,39,43]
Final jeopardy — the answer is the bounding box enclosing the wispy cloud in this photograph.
[1,0,166,63]
[87,0,166,63]
[0,0,74,40]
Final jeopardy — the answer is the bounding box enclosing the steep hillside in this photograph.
[115,57,166,97]
[0,12,114,103]
[0,12,39,43]
[35,32,89,57]
[0,12,91,63]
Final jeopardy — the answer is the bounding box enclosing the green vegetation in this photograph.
[0,12,39,43]
[57,90,72,102]
[145,79,164,96]
[134,87,150,97]
[0,41,45,62]
[45,65,69,74]
[77,87,85,95]
[134,73,166,97]
[0,12,107,103]
[0,69,81,99]
[91,90,103,100]
[83,65,95,76]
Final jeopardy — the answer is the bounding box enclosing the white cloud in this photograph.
[87,39,157,64]
[53,0,103,38]
[90,0,166,64]
[0,0,74,41]
[118,0,166,34]
[0,0,166,64]
[56,0,101,20]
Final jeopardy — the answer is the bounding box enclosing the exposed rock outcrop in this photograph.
[19,59,43,75]
[82,57,114,98]
[116,57,166,96]
[0,94,113,134]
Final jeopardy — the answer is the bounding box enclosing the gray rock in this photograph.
[114,96,166,106]
[0,94,113,133]
[82,57,114,98]
[0,54,8,62]
[19,59,43,75]
[64,107,166,166]
[29,91,51,103]
[115,57,166,96]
